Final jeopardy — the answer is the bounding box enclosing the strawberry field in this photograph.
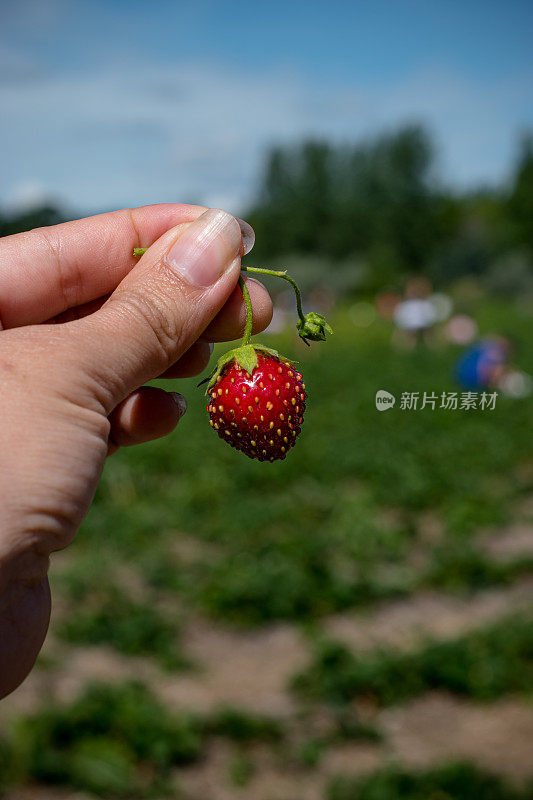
[1,295,532,800]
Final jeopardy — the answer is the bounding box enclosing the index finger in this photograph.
[0,203,207,329]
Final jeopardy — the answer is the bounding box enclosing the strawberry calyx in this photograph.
[203,343,291,393]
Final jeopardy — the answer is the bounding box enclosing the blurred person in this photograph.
[454,336,511,390]
[0,204,274,698]
[392,276,438,348]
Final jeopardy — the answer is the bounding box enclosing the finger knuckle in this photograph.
[113,289,181,368]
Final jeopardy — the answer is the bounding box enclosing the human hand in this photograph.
[0,204,272,697]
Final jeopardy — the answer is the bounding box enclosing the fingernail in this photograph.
[166,208,242,287]
[237,218,255,255]
[170,392,187,418]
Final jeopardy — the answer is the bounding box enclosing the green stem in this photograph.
[133,250,304,334]
[241,266,306,323]
[239,275,254,346]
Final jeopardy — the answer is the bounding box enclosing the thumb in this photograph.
[74,208,246,410]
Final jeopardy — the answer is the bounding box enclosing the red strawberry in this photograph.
[206,348,306,461]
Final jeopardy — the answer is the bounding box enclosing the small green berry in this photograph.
[297,311,333,345]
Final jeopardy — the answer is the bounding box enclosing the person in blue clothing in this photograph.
[454,337,511,390]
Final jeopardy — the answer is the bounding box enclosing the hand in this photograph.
[0,204,272,697]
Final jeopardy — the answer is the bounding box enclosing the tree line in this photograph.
[1,125,532,295]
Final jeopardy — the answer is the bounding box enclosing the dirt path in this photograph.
[2,571,533,799]
[383,693,533,781]
[322,577,533,652]
[3,577,532,722]
[159,620,307,714]
[481,522,533,562]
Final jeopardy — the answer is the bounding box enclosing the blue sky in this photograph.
[1,0,532,215]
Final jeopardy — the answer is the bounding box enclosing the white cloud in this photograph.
[0,54,531,214]
[3,180,54,212]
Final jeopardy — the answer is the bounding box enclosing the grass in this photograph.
[55,299,532,626]
[0,683,296,797]
[3,681,203,797]
[205,707,284,742]
[292,613,533,706]
[424,541,533,592]
[327,762,533,800]
[0,684,387,797]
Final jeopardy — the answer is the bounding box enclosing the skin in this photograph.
[0,203,273,698]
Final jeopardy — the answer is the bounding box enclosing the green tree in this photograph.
[508,133,533,252]
[247,125,445,275]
